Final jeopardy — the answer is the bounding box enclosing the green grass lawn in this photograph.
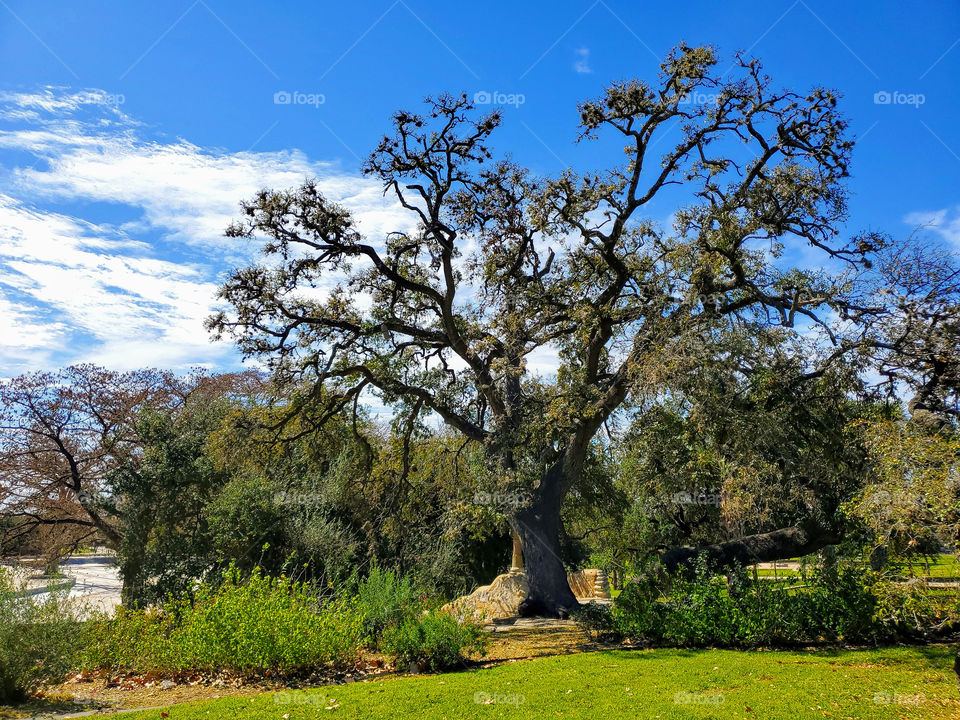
[749,554,960,580]
[92,646,960,720]
[904,555,960,579]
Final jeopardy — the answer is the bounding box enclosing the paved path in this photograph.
[59,556,123,614]
[753,561,801,571]
[4,555,122,616]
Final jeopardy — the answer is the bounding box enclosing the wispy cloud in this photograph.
[573,47,592,74]
[0,192,229,373]
[0,88,409,375]
[904,206,960,248]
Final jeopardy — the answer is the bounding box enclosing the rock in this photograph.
[443,571,529,621]
[160,680,175,690]
[442,568,611,621]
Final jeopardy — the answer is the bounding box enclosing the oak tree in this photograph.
[211,45,883,616]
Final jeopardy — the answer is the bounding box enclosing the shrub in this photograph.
[85,566,364,675]
[610,557,894,648]
[609,574,664,640]
[379,610,487,671]
[352,564,421,644]
[794,562,881,642]
[571,601,617,641]
[84,566,490,677]
[82,606,165,671]
[0,569,87,702]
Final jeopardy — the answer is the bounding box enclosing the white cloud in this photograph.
[0,289,64,349]
[1,102,409,253]
[525,344,561,376]
[0,194,230,371]
[0,89,122,121]
[0,88,413,374]
[904,207,960,248]
[574,47,592,74]
[0,88,562,383]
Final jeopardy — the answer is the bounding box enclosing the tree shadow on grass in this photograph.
[0,695,110,720]
[598,643,959,669]
[908,643,958,668]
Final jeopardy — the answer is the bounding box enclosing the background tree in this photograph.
[623,326,877,570]
[113,372,506,605]
[210,44,885,616]
[863,237,960,430]
[0,365,183,562]
[112,384,243,604]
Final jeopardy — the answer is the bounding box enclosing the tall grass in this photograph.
[352,564,420,642]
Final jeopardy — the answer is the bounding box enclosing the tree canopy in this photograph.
[209,43,917,615]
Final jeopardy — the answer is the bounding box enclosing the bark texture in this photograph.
[511,490,578,618]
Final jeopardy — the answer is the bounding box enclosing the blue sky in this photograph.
[0,0,958,377]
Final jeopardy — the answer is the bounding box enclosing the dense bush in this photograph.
[353,564,421,643]
[110,388,510,607]
[85,567,363,674]
[603,558,954,648]
[350,565,489,670]
[0,570,87,701]
[571,600,620,641]
[379,610,487,671]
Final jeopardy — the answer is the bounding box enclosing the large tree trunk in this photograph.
[510,488,578,618]
[659,521,843,573]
